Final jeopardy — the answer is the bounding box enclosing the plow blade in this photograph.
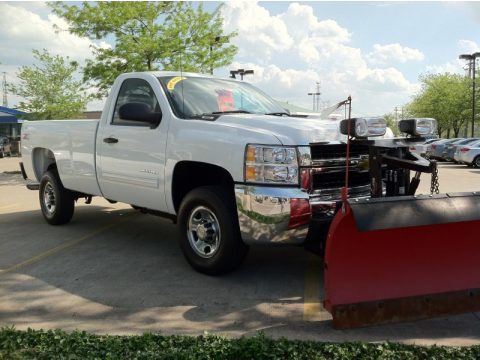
[323,193,480,329]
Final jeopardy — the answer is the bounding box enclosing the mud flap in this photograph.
[323,193,480,329]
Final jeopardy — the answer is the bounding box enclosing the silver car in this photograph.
[454,139,480,167]
[409,138,440,157]
[428,138,463,160]
[425,138,449,158]
[443,138,480,162]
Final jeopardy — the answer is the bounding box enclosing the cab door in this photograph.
[97,77,168,212]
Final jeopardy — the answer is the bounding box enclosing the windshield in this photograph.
[158,76,287,119]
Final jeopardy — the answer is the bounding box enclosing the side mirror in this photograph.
[118,102,161,127]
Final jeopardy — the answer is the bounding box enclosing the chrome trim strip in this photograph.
[297,146,312,166]
[310,185,371,200]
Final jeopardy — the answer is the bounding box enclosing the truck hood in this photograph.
[215,114,344,145]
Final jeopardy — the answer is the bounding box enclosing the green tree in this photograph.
[383,113,400,136]
[406,73,471,137]
[8,49,92,120]
[50,2,238,96]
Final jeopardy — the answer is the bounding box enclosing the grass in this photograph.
[1,327,479,359]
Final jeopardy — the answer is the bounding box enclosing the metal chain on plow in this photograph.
[430,160,440,194]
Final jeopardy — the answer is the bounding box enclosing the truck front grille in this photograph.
[312,170,370,190]
[310,143,369,161]
[307,143,371,198]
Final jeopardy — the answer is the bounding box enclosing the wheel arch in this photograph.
[171,161,235,213]
[32,148,57,182]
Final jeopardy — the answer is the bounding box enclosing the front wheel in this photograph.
[178,186,248,275]
[39,170,75,225]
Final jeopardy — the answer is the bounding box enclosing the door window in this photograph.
[112,78,161,126]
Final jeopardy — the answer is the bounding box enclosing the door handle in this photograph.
[103,137,119,144]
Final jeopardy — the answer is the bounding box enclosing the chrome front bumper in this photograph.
[234,184,339,245]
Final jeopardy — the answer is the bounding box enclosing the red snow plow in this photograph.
[322,103,480,328]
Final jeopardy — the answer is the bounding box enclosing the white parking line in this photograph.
[0,215,134,276]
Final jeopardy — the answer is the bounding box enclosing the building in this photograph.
[276,100,311,114]
[82,111,102,119]
[0,106,27,139]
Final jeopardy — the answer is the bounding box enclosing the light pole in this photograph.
[2,72,7,107]
[230,69,254,80]
[209,36,224,75]
[308,91,321,111]
[307,81,321,112]
[459,52,480,137]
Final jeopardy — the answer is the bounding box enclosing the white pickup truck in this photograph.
[20,71,384,274]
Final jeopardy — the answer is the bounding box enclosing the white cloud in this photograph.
[279,3,351,47]
[0,3,104,66]
[0,3,109,109]
[367,44,424,65]
[221,1,293,63]
[426,61,463,75]
[219,61,416,117]
[458,39,480,54]
[221,2,419,115]
[423,39,480,76]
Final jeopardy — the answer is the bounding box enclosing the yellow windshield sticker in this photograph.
[167,76,186,91]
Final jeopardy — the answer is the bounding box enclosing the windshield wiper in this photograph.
[189,110,252,120]
[265,112,290,117]
[210,110,252,115]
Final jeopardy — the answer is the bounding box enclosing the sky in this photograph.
[1,1,480,116]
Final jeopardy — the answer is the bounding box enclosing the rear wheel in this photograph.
[39,170,75,225]
[474,156,480,168]
[178,186,248,275]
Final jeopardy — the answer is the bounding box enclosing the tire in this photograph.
[39,170,75,225]
[474,156,480,168]
[0,150,3,159]
[178,186,248,275]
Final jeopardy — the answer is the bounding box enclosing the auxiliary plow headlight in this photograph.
[340,117,387,138]
[399,118,437,136]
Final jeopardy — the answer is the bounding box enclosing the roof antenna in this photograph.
[180,41,185,117]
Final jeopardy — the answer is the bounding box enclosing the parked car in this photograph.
[425,138,449,158]
[0,136,12,158]
[443,138,480,162]
[454,139,480,167]
[409,138,440,157]
[428,138,463,160]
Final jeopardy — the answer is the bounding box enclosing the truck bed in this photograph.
[21,119,102,196]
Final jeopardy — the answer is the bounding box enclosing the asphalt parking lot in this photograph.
[1,156,480,346]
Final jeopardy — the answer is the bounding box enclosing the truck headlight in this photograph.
[340,117,387,138]
[399,118,437,136]
[245,145,299,185]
